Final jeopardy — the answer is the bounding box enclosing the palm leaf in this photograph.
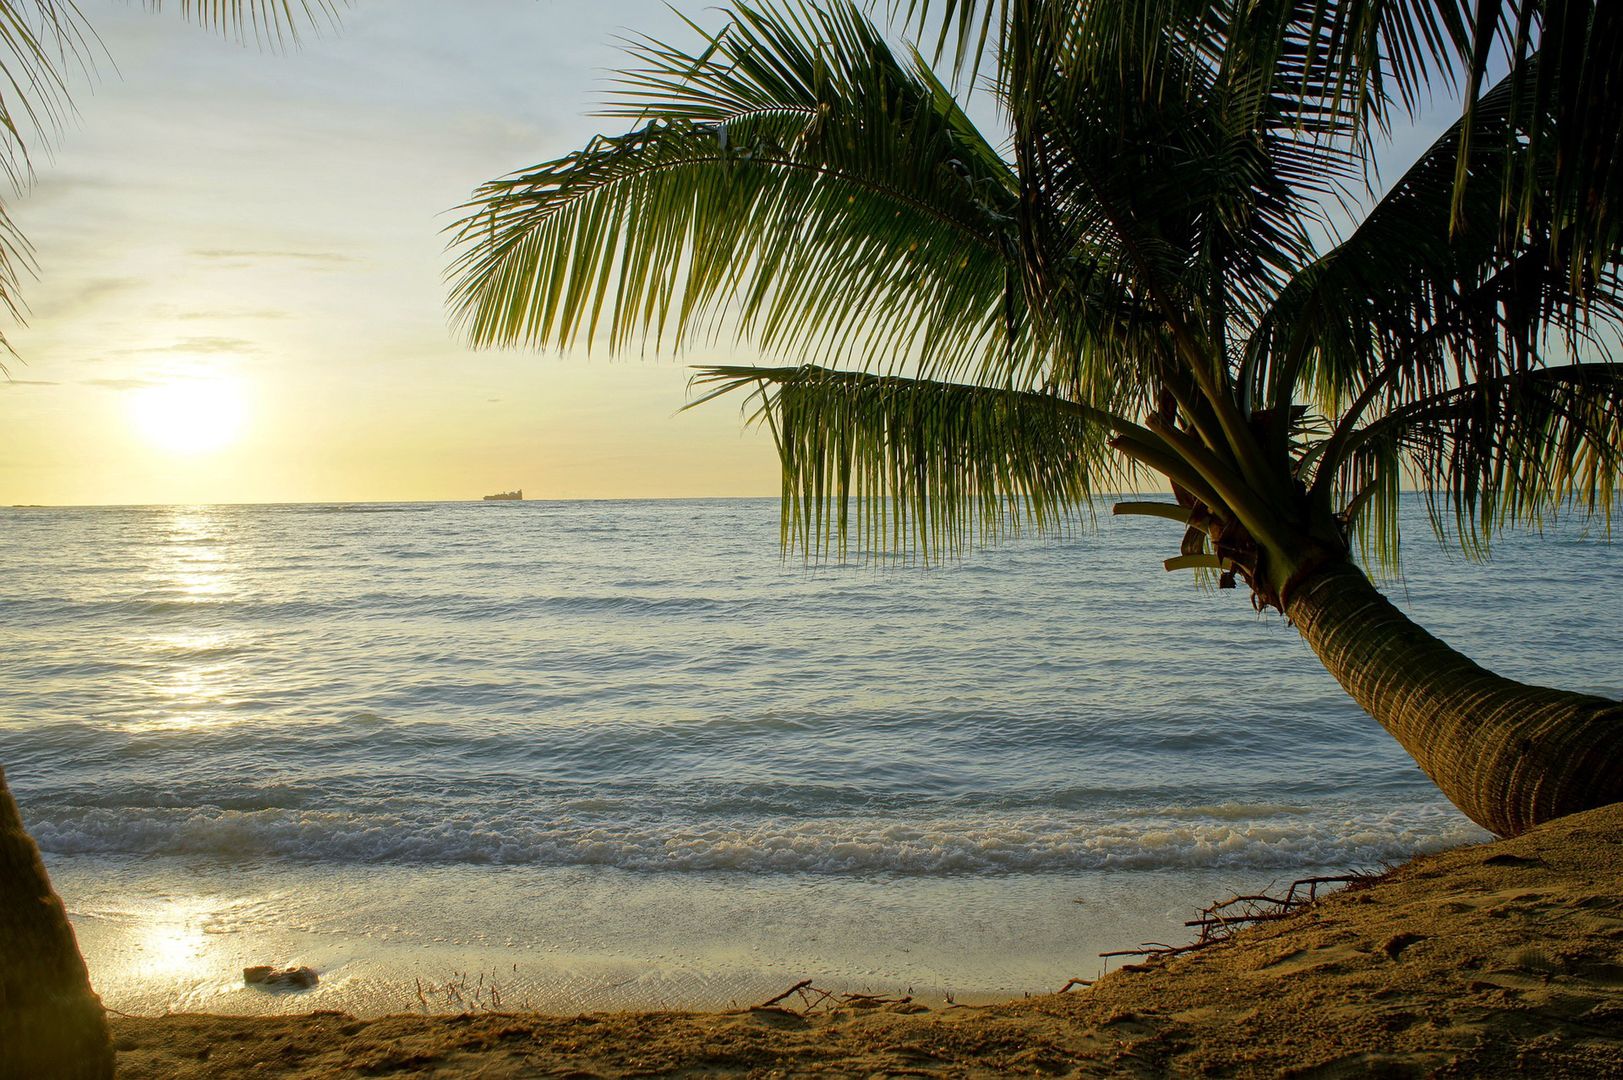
[1253,57,1623,445]
[1332,364,1623,568]
[1453,3,1622,293]
[1000,1,1369,502]
[901,0,1472,127]
[690,363,1131,559]
[887,0,1007,79]
[449,1,1022,383]
[155,1,342,46]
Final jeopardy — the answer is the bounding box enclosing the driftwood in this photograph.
[1101,873,1373,963]
[749,980,915,1016]
[842,991,914,1007]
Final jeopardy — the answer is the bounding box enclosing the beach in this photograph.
[107,800,1623,1076]
[55,861,1235,1017]
[4,0,1621,1073]
[4,499,1616,1019]
[4,499,1619,1069]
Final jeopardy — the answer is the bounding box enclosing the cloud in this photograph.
[114,335,260,356]
[29,277,144,320]
[173,308,290,322]
[2,378,60,386]
[84,377,161,391]
[20,174,132,210]
[191,248,357,267]
[162,336,261,355]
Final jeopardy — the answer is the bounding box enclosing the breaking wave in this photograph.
[29,803,1484,875]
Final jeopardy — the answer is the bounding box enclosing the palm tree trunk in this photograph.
[0,767,112,1080]
[1286,560,1623,838]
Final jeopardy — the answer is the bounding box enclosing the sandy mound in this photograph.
[110,801,1623,1077]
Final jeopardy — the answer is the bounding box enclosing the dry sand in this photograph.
[110,801,1623,1077]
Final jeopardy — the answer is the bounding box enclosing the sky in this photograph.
[0,0,787,504]
[0,1,1458,506]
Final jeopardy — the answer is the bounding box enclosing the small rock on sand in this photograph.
[243,966,318,989]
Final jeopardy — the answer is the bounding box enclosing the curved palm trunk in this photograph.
[1286,561,1623,838]
[0,768,112,1080]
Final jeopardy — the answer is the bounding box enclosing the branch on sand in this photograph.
[748,980,915,1017]
[1102,873,1377,963]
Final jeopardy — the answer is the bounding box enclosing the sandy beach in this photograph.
[60,863,1243,1018]
[106,800,1623,1077]
[3,0,1621,1075]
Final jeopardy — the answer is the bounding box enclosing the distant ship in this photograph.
[482,490,522,502]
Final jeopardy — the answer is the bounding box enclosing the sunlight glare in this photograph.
[133,902,213,978]
[130,380,248,454]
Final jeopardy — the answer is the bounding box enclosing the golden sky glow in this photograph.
[0,2,1457,507]
[0,0,780,506]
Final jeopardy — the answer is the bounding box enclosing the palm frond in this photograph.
[1453,3,1622,294]
[1293,0,1472,128]
[449,1,1021,382]
[1007,1,1362,371]
[929,0,1472,131]
[0,1,97,350]
[153,0,342,46]
[0,0,341,190]
[1251,55,1623,437]
[995,0,1372,505]
[457,0,1623,578]
[885,0,1007,81]
[1332,364,1623,569]
[690,363,1130,559]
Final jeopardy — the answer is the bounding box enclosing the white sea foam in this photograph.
[30,804,1486,874]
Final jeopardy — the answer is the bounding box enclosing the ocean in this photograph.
[2,498,1617,1014]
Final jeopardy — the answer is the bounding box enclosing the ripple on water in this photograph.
[0,497,1615,878]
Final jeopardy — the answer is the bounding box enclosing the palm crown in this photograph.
[451,0,1621,595]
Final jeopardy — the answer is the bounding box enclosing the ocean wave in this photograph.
[5,498,1610,895]
[28,805,1485,875]
[1,591,750,624]
[282,504,441,515]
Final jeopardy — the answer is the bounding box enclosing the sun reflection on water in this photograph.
[131,900,215,979]
[132,509,249,731]
[156,510,239,602]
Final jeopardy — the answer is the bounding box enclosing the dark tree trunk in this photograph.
[0,767,112,1080]
[1286,560,1623,837]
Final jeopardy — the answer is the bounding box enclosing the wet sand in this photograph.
[107,800,1623,1077]
[61,863,1260,1016]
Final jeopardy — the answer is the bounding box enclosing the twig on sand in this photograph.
[748,981,916,1017]
[1101,872,1375,962]
[842,992,912,1006]
[753,979,817,1010]
[1057,978,1094,993]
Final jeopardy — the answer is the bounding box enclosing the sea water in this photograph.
[2,498,1617,1014]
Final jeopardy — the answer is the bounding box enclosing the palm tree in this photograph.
[0,5,339,1074]
[451,0,1623,842]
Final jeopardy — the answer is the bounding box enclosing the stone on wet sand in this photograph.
[243,965,318,989]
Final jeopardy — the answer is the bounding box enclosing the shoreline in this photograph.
[59,860,1295,1018]
[107,801,1623,1077]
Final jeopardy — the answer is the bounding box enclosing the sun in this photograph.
[130,380,248,455]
